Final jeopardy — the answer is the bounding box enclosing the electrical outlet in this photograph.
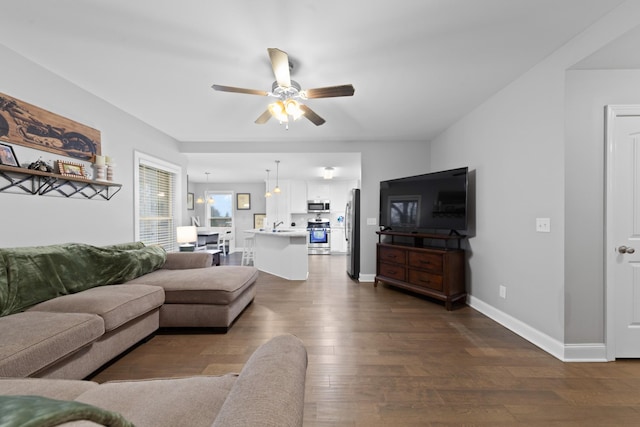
[499,285,507,299]
[536,218,551,233]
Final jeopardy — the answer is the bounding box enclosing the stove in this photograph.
[307,217,331,255]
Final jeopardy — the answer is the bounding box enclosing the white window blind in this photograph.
[137,159,178,251]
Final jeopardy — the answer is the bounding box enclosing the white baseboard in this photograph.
[563,344,608,362]
[358,273,376,283]
[467,295,608,362]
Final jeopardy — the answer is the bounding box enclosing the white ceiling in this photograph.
[0,0,632,183]
[184,152,362,184]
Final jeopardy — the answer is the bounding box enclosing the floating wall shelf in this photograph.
[0,164,122,200]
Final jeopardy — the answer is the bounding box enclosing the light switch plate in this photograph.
[536,218,551,233]
[366,218,377,226]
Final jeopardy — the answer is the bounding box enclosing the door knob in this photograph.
[618,246,636,254]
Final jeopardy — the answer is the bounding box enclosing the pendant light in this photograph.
[274,160,281,194]
[265,169,272,198]
[205,172,215,204]
[196,171,210,204]
[195,173,204,205]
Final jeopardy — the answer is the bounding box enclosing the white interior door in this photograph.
[606,105,640,359]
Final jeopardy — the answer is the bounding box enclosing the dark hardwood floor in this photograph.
[91,253,640,426]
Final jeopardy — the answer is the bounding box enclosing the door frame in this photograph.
[604,105,640,360]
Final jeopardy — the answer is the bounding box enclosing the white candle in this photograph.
[95,155,105,166]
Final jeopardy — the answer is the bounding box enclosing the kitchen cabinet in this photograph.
[252,229,308,280]
[307,179,359,210]
[331,227,347,253]
[329,180,358,212]
[290,180,307,213]
[307,181,331,200]
[265,180,290,228]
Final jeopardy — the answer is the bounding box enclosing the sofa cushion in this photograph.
[126,266,259,305]
[0,312,104,377]
[162,252,213,269]
[75,375,237,427]
[0,243,167,316]
[212,334,308,427]
[0,378,99,401]
[28,285,164,332]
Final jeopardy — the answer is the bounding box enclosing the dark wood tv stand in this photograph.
[374,231,466,310]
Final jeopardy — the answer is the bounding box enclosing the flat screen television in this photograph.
[379,167,468,234]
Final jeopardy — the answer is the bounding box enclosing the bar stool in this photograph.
[217,231,232,256]
[241,235,255,266]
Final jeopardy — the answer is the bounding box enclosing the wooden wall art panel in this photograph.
[0,92,101,161]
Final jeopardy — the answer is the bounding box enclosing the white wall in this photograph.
[429,2,640,356]
[565,69,640,343]
[0,44,186,248]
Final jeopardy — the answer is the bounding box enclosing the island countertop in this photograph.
[248,228,308,237]
[246,229,308,280]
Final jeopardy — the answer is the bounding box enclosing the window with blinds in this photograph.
[136,153,181,251]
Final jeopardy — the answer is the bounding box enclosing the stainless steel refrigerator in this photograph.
[346,188,360,280]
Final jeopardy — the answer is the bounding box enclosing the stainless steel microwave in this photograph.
[307,200,330,212]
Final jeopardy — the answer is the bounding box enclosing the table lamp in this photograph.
[176,226,197,252]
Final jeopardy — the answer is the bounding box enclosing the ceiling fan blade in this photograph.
[299,104,326,126]
[255,109,272,124]
[304,84,355,99]
[267,48,291,88]
[212,84,269,96]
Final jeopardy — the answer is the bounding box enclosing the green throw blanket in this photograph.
[0,395,134,427]
[0,242,166,316]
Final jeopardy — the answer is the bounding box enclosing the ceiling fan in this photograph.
[212,48,355,127]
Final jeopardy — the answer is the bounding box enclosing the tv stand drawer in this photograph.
[378,246,406,264]
[408,269,443,291]
[378,261,405,281]
[408,252,443,272]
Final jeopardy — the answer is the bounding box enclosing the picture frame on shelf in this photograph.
[187,192,194,210]
[57,160,85,178]
[0,142,19,167]
[237,193,251,210]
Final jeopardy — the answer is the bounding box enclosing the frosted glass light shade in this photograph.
[176,226,197,244]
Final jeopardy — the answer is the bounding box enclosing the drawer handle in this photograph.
[388,270,397,274]
[420,260,431,265]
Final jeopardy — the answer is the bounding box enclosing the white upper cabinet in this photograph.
[290,180,307,213]
[306,180,360,211]
[307,181,331,200]
[328,180,359,213]
[265,180,291,228]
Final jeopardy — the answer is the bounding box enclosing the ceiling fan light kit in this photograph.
[213,48,354,129]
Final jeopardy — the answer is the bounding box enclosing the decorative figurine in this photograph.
[28,158,53,172]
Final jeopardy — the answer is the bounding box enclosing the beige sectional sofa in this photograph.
[0,244,308,426]
[0,243,258,379]
[0,334,308,427]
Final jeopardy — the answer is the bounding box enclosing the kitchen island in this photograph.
[248,229,308,280]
